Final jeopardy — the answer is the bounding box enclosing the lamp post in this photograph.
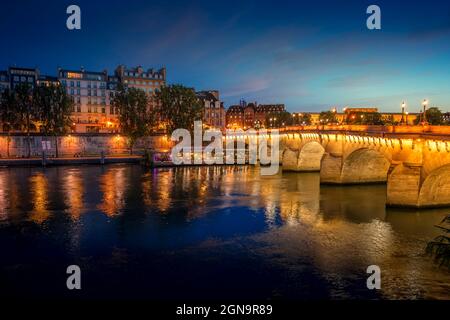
[401,101,406,125]
[422,99,428,124]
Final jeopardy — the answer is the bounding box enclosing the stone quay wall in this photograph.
[0,134,173,158]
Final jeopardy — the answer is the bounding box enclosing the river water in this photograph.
[0,164,449,300]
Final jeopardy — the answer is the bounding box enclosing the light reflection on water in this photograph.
[0,164,448,299]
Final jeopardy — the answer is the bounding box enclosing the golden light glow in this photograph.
[29,173,50,224]
[67,72,83,79]
[98,167,127,217]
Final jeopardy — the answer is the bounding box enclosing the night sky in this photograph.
[1,0,450,112]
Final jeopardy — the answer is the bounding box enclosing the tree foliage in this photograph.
[426,107,443,125]
[112,86,153,154]
[346,112,384,125]
[34,84,73,135]
[292,113,312,125]
[34,84,73,157]
[155,84,203,133]
[0,88,18,132]
[265,111,292,128]
[319,111,337,124]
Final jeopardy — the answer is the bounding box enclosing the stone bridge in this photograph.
[278,131,450,208]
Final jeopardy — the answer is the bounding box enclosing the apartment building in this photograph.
[196,90,226,130]
[58,68,119,133]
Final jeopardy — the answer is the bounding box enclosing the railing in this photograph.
[278,125,450,137]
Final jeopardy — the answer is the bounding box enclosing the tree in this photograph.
[112,86,152,154]
[413,107,443,125]
[319,111,337,124]
[155,84,203,134]
[426,107,443,125]
[265,111,292,128]
[295,113,312,125]
[0,89,19,157]
[347,112,384,125]
[14,83,38,157]
[34,84,73,157]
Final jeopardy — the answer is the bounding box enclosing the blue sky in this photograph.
[1,0,450,112]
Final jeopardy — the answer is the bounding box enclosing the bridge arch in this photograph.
[341,148,390,183]
[282,141,325,172]
[418,164,450,207]
[298,141,325,172]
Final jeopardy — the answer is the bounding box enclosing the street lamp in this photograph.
[422,99,429,124]
[401,101,406,125]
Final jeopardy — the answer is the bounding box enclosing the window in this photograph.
[70,81,74,87]
[77,89,80,95]
[70,89,74,95]
[77,81,80,87]
[101,108,106,114]
[77,106,81,113]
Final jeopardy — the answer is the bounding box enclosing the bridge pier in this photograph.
[320,153,343,183]
[281,141,325,172]
[320,149,390,184]
[387,162,450,208]
[386,163,422,207]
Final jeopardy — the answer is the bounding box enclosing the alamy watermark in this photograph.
[170,121,280,176]
[66,5,81,30]
[367,5,381,30]
[366,265,381,290]
[66,265,81,290]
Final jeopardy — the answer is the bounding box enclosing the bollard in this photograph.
[100,151,105,165]
[42,151,47,167]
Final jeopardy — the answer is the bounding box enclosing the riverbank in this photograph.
[0,155,142,167]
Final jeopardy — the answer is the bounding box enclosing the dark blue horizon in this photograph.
[1,0,450,112]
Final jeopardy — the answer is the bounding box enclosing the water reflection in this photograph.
[0,164,448,299]
[63,168,85,220]
[29,172,50,224]
[98,167,128,217]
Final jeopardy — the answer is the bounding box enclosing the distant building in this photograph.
[8,66,39,89]
[291,108,420,126]
[226,105,244,129]
[115,65,166,111]
[226,100,285,129]
[196,90,226,129]
[58,68,118,133]
[0,70,9,93]
[37,75,60,87]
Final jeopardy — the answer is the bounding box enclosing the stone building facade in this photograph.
[226,101,285,129]
[196,90,226,130]
[58,68,119,133]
